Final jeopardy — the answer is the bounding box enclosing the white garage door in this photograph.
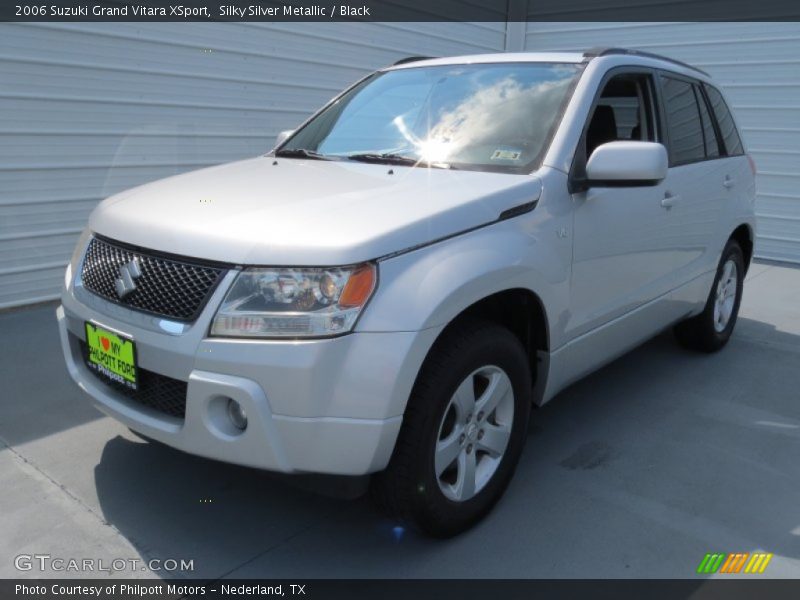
[0,20,506,309]
[523,22,800,264]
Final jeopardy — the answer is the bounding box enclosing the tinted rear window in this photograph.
[703,84,744,156]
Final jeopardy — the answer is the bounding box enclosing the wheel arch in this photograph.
[360,217,568,414]
[416,287,550,401]
[730,223,754,272]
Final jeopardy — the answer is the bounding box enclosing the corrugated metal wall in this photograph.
[521,22,800,264]
[2,20,799,309]
[0,21,507,309]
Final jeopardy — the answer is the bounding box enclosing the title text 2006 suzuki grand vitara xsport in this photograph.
[59,48,756,536]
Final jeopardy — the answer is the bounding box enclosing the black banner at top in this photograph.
[2,0,800,22]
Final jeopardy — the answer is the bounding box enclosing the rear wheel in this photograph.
[674,239,745,352]
[371,320,531,537]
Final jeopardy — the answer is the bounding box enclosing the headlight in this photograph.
[210,263,376,338]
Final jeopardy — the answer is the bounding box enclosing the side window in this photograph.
[694,84,721,158]
[661,76,705,165]
[585,73,657,157]
[703,84,744,156]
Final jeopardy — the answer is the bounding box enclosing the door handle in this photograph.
[723,176,734,189]
[661,193,679,209]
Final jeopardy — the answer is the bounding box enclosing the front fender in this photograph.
[357,203,572,350]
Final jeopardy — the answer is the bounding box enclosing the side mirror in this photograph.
[585,141,668,187]
[275,129,294,148]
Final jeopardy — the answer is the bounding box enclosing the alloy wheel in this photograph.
[434,365,515,502]
[713,259,738,333]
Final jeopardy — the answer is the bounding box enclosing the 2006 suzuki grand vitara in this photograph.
[59,48,756,536]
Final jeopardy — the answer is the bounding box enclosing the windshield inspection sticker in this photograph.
[491,149,522,161]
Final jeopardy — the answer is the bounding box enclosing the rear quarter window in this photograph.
[702,84,745,156]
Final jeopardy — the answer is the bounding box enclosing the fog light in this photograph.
[226,398,248,430]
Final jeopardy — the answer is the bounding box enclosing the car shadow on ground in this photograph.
[92,318,800,578]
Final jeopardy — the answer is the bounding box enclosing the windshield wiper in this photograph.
[346,153,452,169]
[274,148,332,160]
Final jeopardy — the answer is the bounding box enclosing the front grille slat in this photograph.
[81,237,225,321]
[79,339,187,419]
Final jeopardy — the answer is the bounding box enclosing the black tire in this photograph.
[370,320,532,537]
[673,239,745,353]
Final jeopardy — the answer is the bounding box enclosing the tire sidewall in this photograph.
[706,242,745,343]
[410,326,531,534]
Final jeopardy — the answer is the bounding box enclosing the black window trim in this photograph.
[693,82,723,159]
[568,65,664,194]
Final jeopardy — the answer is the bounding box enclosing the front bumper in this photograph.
[58,277,440,475]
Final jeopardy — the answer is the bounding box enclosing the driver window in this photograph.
[585,73,658,157]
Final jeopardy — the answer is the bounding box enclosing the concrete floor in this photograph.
[1,262,799,579]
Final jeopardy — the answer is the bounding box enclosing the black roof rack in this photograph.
[583,47,709,77]
[392,56,436,66]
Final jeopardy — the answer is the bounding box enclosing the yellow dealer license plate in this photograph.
[85,322,138,390]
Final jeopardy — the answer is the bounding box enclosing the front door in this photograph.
[568,70,682,339]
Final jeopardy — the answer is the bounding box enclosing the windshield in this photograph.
[278,62,582,173]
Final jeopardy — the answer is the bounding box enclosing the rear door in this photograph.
[702,82,754,239]
[655,73,729,285]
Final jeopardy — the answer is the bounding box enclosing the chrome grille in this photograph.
[80,237,226,321]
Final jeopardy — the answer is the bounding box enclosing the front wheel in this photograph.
[370,321,531,537]
[674,239,745,352]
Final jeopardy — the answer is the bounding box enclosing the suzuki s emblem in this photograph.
[115,258,142,299]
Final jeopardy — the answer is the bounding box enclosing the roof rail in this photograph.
[583,47,709,77]
[392,56,436,66]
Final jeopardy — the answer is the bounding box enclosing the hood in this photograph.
[90,156,542,266]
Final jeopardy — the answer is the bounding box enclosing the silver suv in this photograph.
[59,49,756,536]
